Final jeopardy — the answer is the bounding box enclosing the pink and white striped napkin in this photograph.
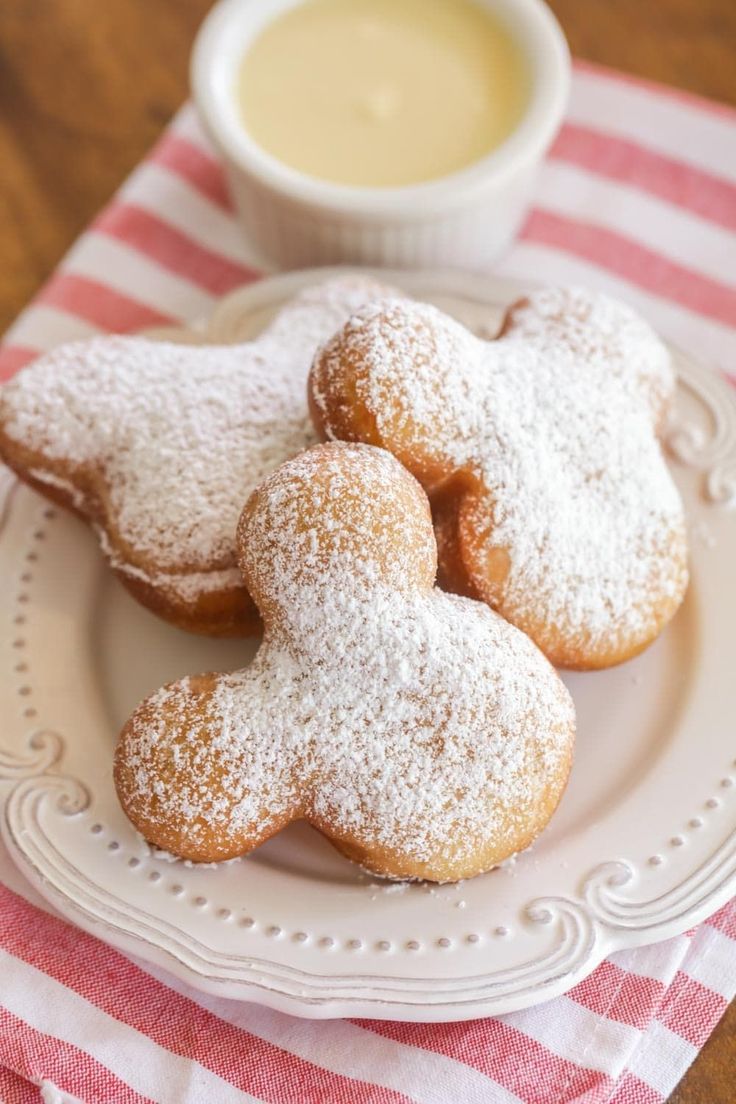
[1,61,735,1104]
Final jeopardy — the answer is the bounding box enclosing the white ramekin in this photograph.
[191,0,570,270]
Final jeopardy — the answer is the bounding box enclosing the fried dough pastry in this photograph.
[115,442,575,882]
[0,277,392,634]
[309,287,688,668]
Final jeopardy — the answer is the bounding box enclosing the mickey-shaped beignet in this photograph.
[310,287,689,669]
[0,277,392,635]
[115,442,575,882]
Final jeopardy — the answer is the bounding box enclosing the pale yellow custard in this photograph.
[237,0,529,188]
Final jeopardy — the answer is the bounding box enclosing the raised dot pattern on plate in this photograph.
[8,506,56,722]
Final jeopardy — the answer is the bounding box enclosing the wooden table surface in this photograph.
[1,2,734,1099]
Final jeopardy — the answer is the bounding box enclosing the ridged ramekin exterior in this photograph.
[221,162,539,269]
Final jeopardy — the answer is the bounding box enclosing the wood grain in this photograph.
[0,0,206,333]
[0,2,734,1099]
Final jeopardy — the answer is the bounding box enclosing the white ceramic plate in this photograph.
[1,269,735,1022]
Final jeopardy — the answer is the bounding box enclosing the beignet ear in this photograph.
[237,442,437,628]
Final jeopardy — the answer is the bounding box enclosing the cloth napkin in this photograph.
[1,61,735,1104]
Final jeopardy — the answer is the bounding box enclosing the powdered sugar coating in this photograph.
[0,277,394,604]
[117,444,575,881]
[312,287,688,667]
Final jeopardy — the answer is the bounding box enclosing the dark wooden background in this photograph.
[1,2,734,1098]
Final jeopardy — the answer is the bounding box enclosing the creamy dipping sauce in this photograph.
[236,0,529,188]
